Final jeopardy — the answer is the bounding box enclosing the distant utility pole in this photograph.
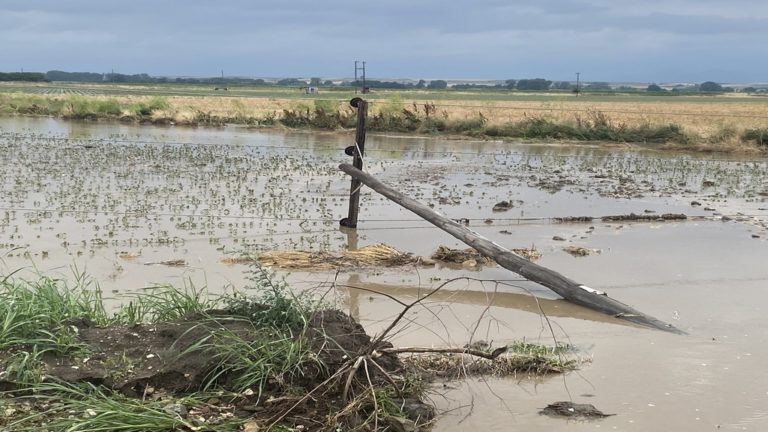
[575,72,581,97]
[354,60,367,94]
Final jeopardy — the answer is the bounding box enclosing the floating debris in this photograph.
[539,401,613,419]
[432,246,493,265]
[563,246,600,257]
[601,213,687,222]
[144,259,187,267]
[492,201,514,212]
[227,244,426,270]
[432,245,540,263]
[554,216,594,223]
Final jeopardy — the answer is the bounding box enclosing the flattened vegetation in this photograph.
[223,243,428,270]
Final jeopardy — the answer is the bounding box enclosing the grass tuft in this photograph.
[404,341,578,378]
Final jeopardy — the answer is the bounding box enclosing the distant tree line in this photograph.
[645,81,744,93]
[2,70,763,94]
[0,72,47,82]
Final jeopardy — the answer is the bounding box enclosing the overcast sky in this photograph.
[2,0,767,83]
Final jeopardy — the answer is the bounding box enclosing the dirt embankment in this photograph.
[0,309,432,430]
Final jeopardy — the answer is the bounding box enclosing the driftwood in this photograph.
[339,163,684,335]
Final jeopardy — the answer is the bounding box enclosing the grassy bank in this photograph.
[2,88,767,150]
[0,267,575,431]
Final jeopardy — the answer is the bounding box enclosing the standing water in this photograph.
[1,118,767,431]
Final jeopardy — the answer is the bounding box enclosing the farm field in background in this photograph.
[2,81,768,146]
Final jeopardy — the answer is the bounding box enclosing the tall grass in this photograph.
[0,264,324,429]
[484,112,689,144]
[112,280,218,324]
[5,381,227,431]
[0,263,322,406]
[742,127,768,146]
[0,272,108,353]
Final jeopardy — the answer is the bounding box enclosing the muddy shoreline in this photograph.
[2,110,767,154]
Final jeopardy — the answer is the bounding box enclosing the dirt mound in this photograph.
[0,308,419,430]
[4,310,398,397]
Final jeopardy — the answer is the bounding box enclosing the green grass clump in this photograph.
[112,280,217,325]
[742,127,768,146]
[0,272,109,384]
[132,96,169,116]
[186,323,317,395]
[65,96,124,118]
[446,115,486,133]
[485,113,688,144]
[403,341,578,378]
[4,381,232,431]
[0,264,324,430]
[0,272,108,353]
[176,265,320,395]
[277,100,354,129]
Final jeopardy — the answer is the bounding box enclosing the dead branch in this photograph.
[365,277,470,353]
[379,346,508,360]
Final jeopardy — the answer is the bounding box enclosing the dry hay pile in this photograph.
[431,245,541,265]
[224,244,425,270]
[223,244,541,271]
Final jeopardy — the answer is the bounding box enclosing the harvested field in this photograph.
[3,83,768,150]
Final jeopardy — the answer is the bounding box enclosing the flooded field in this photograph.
[1,117,768,431]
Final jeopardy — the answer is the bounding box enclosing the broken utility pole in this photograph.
[339,163,685,335]
[340,98,368,229]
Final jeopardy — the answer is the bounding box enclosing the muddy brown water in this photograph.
[1,118,768,430]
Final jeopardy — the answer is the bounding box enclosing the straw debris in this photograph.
[224,244,427,270]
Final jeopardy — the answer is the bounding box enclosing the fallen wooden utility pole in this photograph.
[339,163,685,335]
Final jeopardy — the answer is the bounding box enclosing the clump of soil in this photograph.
[492,200,514,212]
[432,245,494,265]
[432,245,541,265]
[562,246,601,257]
[539,401,613,419]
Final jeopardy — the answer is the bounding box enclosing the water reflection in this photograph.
[340,275,633,328]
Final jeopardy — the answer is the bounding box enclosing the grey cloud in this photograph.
[1,0,767,81]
